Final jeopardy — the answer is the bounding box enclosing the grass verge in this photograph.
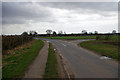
[2,40,44,78]
[44,43,59,78]
[79,40,119,59]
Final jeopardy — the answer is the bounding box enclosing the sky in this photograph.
[2,2,118,35]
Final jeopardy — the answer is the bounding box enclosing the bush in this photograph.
[2,35,33,53]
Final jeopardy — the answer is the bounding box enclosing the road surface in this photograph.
[37,38,118,78]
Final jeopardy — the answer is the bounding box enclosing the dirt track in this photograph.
[24,41,48,78]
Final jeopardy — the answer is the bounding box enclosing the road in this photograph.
[36,38,118,78]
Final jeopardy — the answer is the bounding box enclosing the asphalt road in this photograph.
[36,38,118,78]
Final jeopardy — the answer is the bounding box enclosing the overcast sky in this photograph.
[2,2,118,35]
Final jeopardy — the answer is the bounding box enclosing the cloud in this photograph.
[2,2,56,24]
[38,2,118,15]
[38,2,117,11]
[2,2,118,24]
[2,2,118,34]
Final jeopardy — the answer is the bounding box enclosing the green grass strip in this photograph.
[40,36,96,39]
[80,40,119,59]
[44,43,59,78]
[2,40,44,78]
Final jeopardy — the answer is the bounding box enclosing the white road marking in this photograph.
[100,56,112,60]
[62,44,67,47]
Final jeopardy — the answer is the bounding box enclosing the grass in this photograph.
[40,35,96,39]
[2,40,44,78]
[44,43,59,78]
[97,35,119,41]
[39,35,119,41]
[79,40,119,59]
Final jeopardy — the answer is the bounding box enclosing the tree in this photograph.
[64,31,66,34]
[29,30,37,37]
[33,31,38,37]
[94,31,98,34]
[46,29,52,34]
[29,31,34,36]
[58,30,63,34]
[89,32,93,34]
[53,31,57,36]
[112,30,116,34]
[21,32,28,36]
[81,30,87,35]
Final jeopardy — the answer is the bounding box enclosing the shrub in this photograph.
[2,35,33,53]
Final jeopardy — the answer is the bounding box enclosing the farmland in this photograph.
[39,35,96,39]
[39,35,119,41]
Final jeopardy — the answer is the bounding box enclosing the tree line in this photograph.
[44,29,117,36]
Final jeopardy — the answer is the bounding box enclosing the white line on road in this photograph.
[62,44,67,47]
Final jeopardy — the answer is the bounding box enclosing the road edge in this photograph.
[52,43,75,79]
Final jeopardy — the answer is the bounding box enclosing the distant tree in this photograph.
[89,32,93,34]
[33,31,38,37]
[82,30,87,35]
[64,31,66,34]
[58,30,63,34]
[21,32,28,36]
[29,31,34,36]
[34,32,37,35]
[29,30,37,37]
[94,31,98,34]
[112,30,116,34]
[53,31,57,36]
[46,29,52,34]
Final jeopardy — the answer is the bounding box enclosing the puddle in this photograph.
[54,49,56,51]
[100,56,112,60]
[47,41,49,43]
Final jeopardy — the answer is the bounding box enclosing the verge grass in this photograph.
[44,43,59,78]
[2,40,44,78]
[79,40,119,59]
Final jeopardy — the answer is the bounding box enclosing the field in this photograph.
[79,40,119,59]
[44,43,59,78]
[39,35,119,40]
[40,35,96,39]
[96,35,119,41]
[2,40,44,78]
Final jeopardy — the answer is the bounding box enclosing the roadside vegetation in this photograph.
[96,35,119,41]
[44,43,59,78]
[2,35,33,54]
[2,40,44,78]
[40,35,96,39]
[79,35,119,60]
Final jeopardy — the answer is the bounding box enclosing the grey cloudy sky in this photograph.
[2,2,118,35]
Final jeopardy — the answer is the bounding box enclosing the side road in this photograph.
[24,40,48,78]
